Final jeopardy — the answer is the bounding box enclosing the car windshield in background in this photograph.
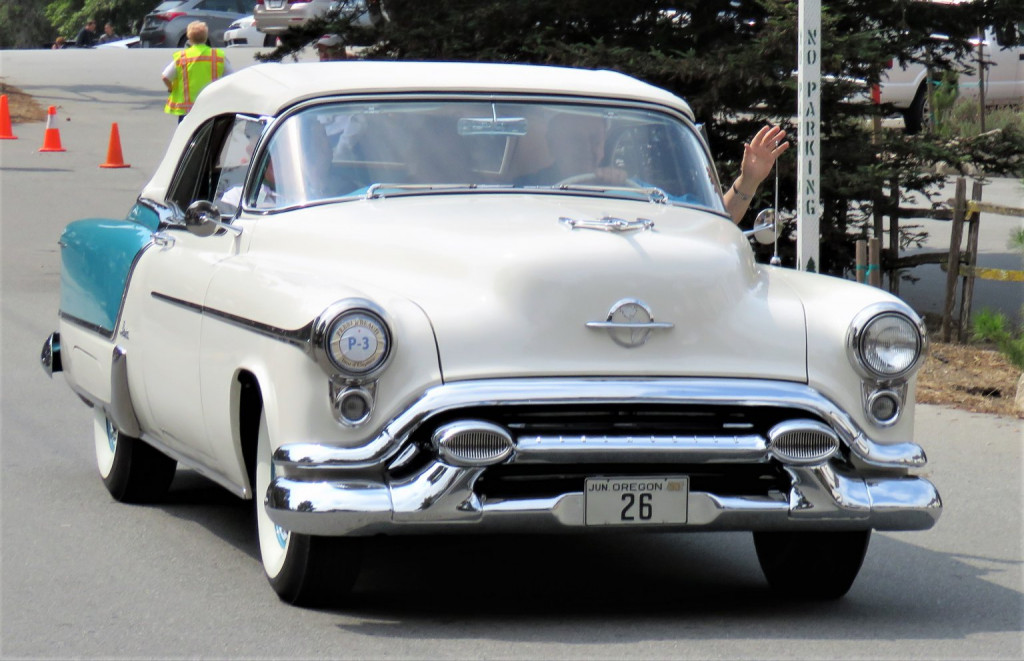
[247,100,726,213]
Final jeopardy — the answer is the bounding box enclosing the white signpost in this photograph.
[797,0,821,272]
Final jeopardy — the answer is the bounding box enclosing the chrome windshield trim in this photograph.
[273,377,928,471]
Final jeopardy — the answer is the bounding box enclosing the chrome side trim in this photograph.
[108,346,141,438]
[273,378,929,472]
[513,434,767,464]
[150,292,313,350]
[59,311,114,339]
[265,458,942,536]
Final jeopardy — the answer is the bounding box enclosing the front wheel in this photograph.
[93,411,177,503]
[255,410,361,607]
[753,530,871,599]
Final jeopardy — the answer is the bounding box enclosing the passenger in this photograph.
[723,124,789,224]
[521,113,788,225]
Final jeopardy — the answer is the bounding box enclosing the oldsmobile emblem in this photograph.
[586,298,674,348]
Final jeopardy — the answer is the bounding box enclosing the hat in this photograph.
[316,34,343,48]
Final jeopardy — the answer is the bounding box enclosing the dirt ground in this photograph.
[0,82,46,123]
[3,84,1020,418]
[917,340,1022,418]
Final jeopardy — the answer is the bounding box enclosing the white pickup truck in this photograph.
[878,27,1024,133]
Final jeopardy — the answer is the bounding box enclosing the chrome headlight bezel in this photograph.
[847,303,927,382]
[311,299,393,381]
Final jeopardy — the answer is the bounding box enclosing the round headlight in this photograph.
[324,310,390,375]
[853,310,924,379]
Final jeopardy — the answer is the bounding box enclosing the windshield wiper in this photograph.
[365,183,504,199]
[533,184,670,205]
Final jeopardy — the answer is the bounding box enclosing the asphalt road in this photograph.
[1,48,1022,659]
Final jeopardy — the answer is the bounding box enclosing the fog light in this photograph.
[433,421,514,466]
[335,387,373,426]
[867,390,901,426]
[767,419,840,465]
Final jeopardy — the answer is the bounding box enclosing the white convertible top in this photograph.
[145,61,695,199]
[193,61,694,119]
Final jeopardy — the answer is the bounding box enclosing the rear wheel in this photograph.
[255,409,361,607]
[903,82,931,134]
[93,411,177,503]
[263,34,276,47]
[753,530,871,599]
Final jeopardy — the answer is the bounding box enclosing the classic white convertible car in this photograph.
[43,61,941,607]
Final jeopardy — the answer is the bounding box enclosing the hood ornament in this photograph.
[559,216,654,232]
[586,298,673,348]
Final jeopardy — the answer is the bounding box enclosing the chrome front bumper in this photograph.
[265,378,942,536]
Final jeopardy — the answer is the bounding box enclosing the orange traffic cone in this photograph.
[100,122,130,168]
[0,94,17,140]
[39,106,65,152]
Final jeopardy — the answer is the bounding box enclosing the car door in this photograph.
[128,114,262,464]
[983,27,1018,104]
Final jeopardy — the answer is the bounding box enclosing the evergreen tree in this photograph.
[263,0,1024,275]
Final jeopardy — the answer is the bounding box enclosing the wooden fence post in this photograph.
[868,237,881,288]
[941,177,967,342]
[957,181,984,340]
[888,177,900,295]
[856,239,867,284]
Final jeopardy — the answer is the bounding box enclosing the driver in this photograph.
[518,112,627,186]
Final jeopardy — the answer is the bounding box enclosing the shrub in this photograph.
[972,308,1024,370]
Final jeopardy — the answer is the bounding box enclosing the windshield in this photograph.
[248,99,726,213]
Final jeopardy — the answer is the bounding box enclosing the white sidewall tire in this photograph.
[256,411,290,579]
[93,410,117,479]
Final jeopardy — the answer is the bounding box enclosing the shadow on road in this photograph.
[158,469,1021,643]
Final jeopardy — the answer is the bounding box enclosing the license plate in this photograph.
[267,0,285,7]
[585,476,688,526]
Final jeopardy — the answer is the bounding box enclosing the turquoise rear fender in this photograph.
[60,218,154,337]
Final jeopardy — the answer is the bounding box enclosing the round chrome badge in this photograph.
[607,299,656,348]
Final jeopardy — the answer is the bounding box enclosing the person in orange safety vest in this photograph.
[162,21,233,122]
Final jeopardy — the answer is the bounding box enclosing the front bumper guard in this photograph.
[265,378,942,537]
[266,458,941,536]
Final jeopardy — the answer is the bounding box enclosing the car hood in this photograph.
[247,194,808,382]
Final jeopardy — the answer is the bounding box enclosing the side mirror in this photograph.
[183,200,241,238]
[742,208,780,245]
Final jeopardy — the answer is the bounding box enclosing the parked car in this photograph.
[139,0,251,48]
[42,61,941,607]
[94,36,142,49]
[224,14,276,47]
[878,26,1024,133]
[253,0,383,36]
